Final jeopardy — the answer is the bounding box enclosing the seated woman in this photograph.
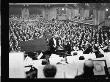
[43,64,57,78]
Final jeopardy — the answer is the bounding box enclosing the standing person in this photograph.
[64,41,71,54]
[55,36,60,49]
[48,35,56,54]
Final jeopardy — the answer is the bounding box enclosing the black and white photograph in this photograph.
[9,3,110,79]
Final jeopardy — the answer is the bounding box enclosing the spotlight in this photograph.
[106,8,108,11]
[62,8,64,10]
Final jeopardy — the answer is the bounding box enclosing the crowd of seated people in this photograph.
[9,15,110,54]
[9,16,110,79]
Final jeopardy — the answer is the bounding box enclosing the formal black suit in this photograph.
[93,45,104,58]
[48,37,56,54]
[49,38,54,47]
[64,42,71,54]
[83,45,92,54]
[56,37,60,47]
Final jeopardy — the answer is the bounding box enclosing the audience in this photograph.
[9,15,110,54]
[9,15,110,79]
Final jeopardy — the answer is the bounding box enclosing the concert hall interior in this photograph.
[9,3,110,79]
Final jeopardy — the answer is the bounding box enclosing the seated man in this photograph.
[26,66,38,79]
[102,43,110,52]
[43,64,57,78]
[93,44,104,58]
[83,44,92,54]
[75,59,94,79]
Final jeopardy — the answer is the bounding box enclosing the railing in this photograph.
[99,19,110,27]
[104,19,110,26]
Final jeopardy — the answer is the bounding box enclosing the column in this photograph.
[98,10,105,24]
[93,9,98,25]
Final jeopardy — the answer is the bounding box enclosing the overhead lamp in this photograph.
[62,8,64,10]
[74,3,77,7]
[85,3,89,6]
[106,8,108,11]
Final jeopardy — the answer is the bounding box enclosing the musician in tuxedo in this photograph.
[48,35,57,54]
[92,44,104,58]
[55,37,60,49]
[64,41,71,54]
[83,42,93,54]
[102,42,110,52]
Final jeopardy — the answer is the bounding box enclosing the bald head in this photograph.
[84,60,94,67]
[43,64,57,78]
[83,59,94,76]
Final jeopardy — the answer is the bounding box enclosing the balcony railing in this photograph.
[99,19,110,27]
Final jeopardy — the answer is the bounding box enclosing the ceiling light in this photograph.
[106,8,108,11]
[62,8,64,10]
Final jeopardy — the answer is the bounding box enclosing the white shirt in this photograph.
[53,38,56,47]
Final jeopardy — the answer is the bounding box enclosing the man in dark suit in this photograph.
[64,41,71,54]
[75,59,94,79]
[93,44,104,58]
[48,36,56,54]
[55,37,60,49]
[83,43,92,54]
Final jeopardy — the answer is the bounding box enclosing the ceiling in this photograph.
[9,3,110,9]
[9,3,110,16]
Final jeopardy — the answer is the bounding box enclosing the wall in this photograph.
[48,7,57,20]
[83,9,89,18]
[9,6,22,17]
[98,10,105,24]
[70,8,79,18]
[80,8,85,17]
[9,5,107,25]
[93,9,105,25]
[9,6,44,18]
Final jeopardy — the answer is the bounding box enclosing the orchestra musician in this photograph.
[48,35,57,54]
